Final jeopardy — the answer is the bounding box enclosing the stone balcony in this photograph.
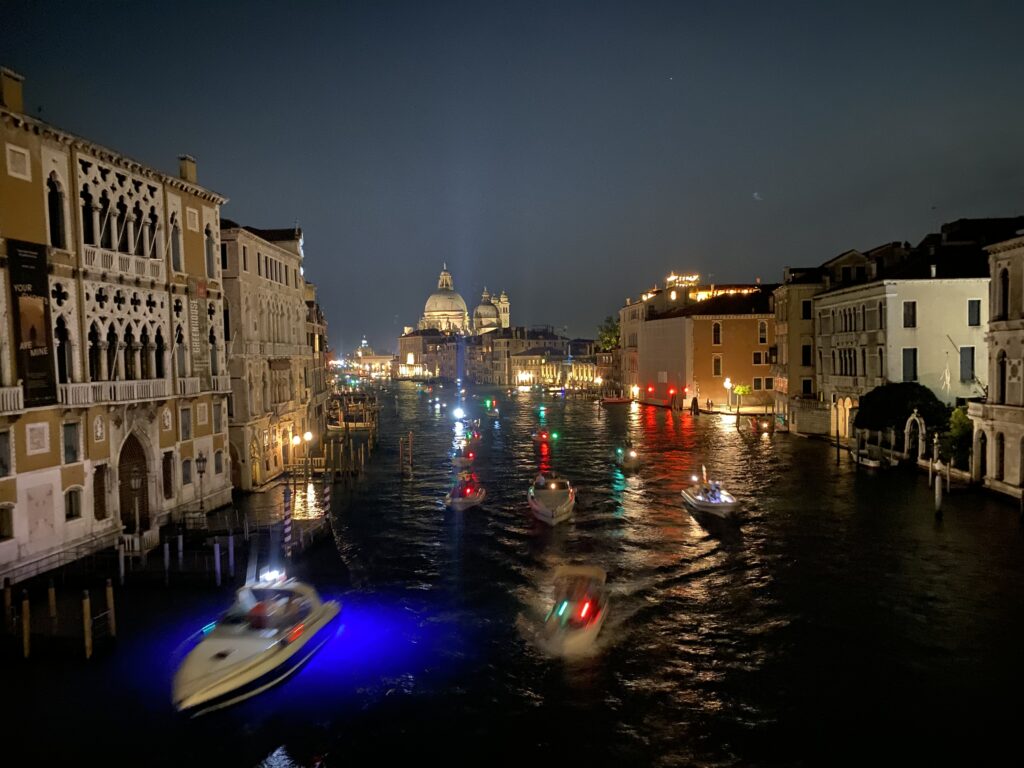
[83,246,166,284]
[212,375,232,392]
[177,377,201,396]
[58,382,96,407]
[0,386,24,414]
[91,379,170,403]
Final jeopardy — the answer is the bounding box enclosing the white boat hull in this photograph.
[529,489,575,525]
[445,488,486,511]
[173,599,340,716]
[681,487,738,517]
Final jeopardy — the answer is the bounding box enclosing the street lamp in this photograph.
[129,467,142,537]
[195,451,207,518]
[723,377,732,413]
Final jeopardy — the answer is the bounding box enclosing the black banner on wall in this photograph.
[7,239,57,407]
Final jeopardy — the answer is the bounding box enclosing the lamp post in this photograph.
[723,377,732,413]
[129,467,142,538]
[303,430,313,482]
[196,451,207,519]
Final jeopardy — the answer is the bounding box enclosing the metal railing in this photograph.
[0,529,120,585]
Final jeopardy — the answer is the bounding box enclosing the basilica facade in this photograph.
[417,265,509,335]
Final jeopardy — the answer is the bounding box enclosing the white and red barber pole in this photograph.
[283,486,292,557]
[322,473,331,511]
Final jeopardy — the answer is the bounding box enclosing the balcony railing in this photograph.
[177,377,201,396]
[83,246,166,283]
[0,386,24,414]
[91,379,170,403]
[59,382,95,406]
[213,375,232,392]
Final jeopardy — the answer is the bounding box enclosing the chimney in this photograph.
[178,154,197,184]
[0,67,25,113]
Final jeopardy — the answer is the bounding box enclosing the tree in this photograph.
[941,406,973,469]
[597,315,620,352]
[853,382,948,432]
[732,383,752,410]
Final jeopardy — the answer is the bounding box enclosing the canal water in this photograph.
[7,381,1024,766]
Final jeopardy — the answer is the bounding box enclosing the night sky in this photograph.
[5,1,1023,353]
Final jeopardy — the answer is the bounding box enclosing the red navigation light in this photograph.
[287,623,305,644]
[668,388,676,396]
[468,452,474,459]
[647,385,654,393]
[580,600,591,619]
[464,487,473,496]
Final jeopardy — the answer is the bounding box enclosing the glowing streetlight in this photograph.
[723,378,732,412]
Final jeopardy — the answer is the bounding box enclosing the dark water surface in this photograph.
[7,382,1024,766]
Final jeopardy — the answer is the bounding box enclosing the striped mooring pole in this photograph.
[283,486,293,558]
[322,473,331,511]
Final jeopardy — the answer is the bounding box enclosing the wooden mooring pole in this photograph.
[105,578,116,638]
[82,590,92,660]
[21,590,30,658]
[3,577,11,634]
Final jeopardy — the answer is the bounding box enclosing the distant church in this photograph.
[418,264,509,335]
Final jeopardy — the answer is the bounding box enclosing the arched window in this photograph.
[995,433,1005,481]
[123,326,136,381]
[105,325,119,380]
[155,328,166,379]
[758,320,767,344]
[205,225,216,278]
[175,326,187,378]
[878,347,885,379]
[170,213,182,273]
[116,196,129,253]
[997,350,1007,404]
[140,327,152,379]
[47,174,66,249]
[55,316,71,384]
[88,323,101,382]
[147,206,159,259]
[80,185,95,246]
[99,192,113,249]
[209,328,219,376]
[998,268,1010,319]
[712,322,722,345]
[132,201,145,256]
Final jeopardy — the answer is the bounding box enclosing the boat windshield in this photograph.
[228,587,313,630]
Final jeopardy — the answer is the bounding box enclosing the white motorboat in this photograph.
[452,445,475,469]
[542,565,609,656]
[445,476,486,511]
[528,474,575,525]
[172,573,341,716]
[600,395,631,406]
[681,481,739,517]
[615,446,641,471]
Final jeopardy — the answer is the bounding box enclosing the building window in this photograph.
[997,268,1009,319]
[752,351,763,365]
[967,299,981,327]
[801,378,813,395]
[0,431,10,477]
[0,505,12,540]
[758,321,767,344]
[903,301,917,328]
[180,407,192,440]
[182,459,192,485]
[242,245,248,271]
[162,452,175,499]
[765,377,774,390]
[197,403,208,426]
[214,401,223,433]
[878,347,885,378]
[712,322,722,346]
[801,344,812,366]
[902,348,918,382]
[257,251,262,276]
[93,465,108,520]
[47,173,66,249]
[753,378,763,390]
[878,301,885,329]
[220,242,228,270]
[63,422,80,464]
[170,214,182,273]
[712,355,722,377]
[65,489,82,520]
[186,207,199,232]
[215,450,224,474]
[801,300,812,320]
[960,346,975,382]
[205,225,217,278]
[224,305,231,341]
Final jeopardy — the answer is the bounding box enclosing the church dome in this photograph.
[473,287,500,329]
[425,289,468,316]
[420,264,470,332]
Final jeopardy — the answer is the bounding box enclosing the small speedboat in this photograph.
[531,429,557,444]
[528,474,575,525]
[172,574,341,715]
[615,446,641,471]
[445,478,486,511]
[601,396,631,406]
[452,449,474,469]
[681,480,738,517]
[542,565,609,656]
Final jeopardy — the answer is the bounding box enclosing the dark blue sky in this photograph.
[5,1,1023,353]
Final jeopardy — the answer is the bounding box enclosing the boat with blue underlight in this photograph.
[172,571,341,716]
